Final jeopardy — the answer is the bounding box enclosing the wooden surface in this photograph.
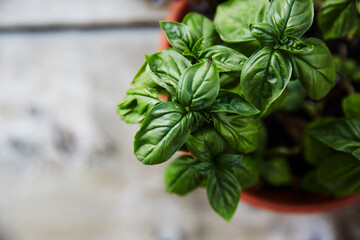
[0,0,168,29]
[0,1,359,240]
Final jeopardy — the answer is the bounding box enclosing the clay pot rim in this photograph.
[157,0,360,214]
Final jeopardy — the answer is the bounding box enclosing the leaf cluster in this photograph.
[117,0,360,221]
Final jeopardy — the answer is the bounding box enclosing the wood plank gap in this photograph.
[0,21,160,34]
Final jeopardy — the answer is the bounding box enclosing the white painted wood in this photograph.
[0,0,169,28]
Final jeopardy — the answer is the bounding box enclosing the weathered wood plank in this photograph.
[0,0,169,28]
[0,28,161,165]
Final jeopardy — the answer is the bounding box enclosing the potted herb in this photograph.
[117,0,360,221]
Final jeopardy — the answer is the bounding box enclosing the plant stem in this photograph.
[264,146,301,157]
[342,77,356,95]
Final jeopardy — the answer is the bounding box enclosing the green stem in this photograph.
[342,77,356,95]
[264,146,301,157]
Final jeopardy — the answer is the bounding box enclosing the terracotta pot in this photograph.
[158,0,360,214]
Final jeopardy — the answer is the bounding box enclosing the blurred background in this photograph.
[0,0,359,239]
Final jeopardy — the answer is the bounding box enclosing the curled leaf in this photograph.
[178,60,220,110]
[117,88,161,124]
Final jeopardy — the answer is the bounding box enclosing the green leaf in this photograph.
[353,148,360,160]
[317,153,360,196]
[268,0,314,37]
[256,123,268,154]
[200,45,248,72]
[183,12,220,48]
[207,168,241,221]
[182,49,197,59]
[134,102,192,165]
[335,57,360,82]
[164,155,207,196]
[301,171,332,195]
[308,118,360,155]
[261,157,292,186]
[219,72,240,89]
[146,49,191,96]
[250,23,280,46]
[232,155,259,188]
[209,90,260,116]
[213,113,261,154]
[318,0,358,39]
[192,37,205,58]
[117,88,161,124]
[343,93,360,118]
[280,80,307,112]
[278,35,312,54]
[178,60,220,110]
[216,154,244,168]
[131,61,158,88]
[291,38,336,100]
[224,41,263,57]
[187,127,227,161]
[357,0,360,13]
[304,118,337,165]
[189,111,209,133]
[214,0,270,42]
[241,47,292,111]
[160,21,198,54]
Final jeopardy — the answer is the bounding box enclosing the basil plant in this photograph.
[118,0,360,221]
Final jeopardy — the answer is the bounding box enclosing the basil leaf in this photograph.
[278,35,312,54]
[231,155,259,188]
[301,171,332,195]
[207,168,241,221]
[256,123,268,154]
[192,37,205,58]
[187,127,227,161]
[182,49,197,59]
[189,111,209,133]
[164,155,207,195]
[318,0,358,39]
[209,90,260,116]
[317,153,360,196]
[200,45,248,72]
[241,47,292,111]
[134,102,192,165]
[224,41,263,57]
[261,157,292,186]
[131,61,158,88]
[343,93,360,119]
[280,80,306,112]
[117,88,161,124]
[335,57,360,82]
[353,148,360,160]
[183,12,220,48]
[214,0,270,42]
[291,38,336,100]
[268,0,314,38]
[308,118,360,155]
[216,154,244,168]
[219,72,240,89]
[178,60,220,110]
[250,23,280,46]
[146,49,191,96]
[160,21,198,54]
[304,118,337,166]
[213,113,261,154]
